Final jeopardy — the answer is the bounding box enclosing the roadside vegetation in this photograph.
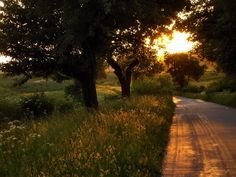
[176,71,236,108]
[1,0,236,176]
[0,72,174,177]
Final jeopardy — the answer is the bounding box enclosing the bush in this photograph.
[206,78,236,93]
[132,74,173,95]
[55,100,74,113]
[64,80,83,103]
[165,53,205,87]
[0,87,22,121]
[0,97,22,121]
[182,85,205,93]
[21,93,54,118]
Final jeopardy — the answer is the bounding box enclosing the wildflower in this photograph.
[95,152,102,160]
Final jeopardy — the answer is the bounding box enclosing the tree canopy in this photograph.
[181,0,236,75]
[0,0,190,108]
[165,53,205,88]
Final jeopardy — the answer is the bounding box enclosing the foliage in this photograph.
[178,91,236,108]
[181,84,205,93]
[0,75,76,121]
[64,80,83,103]
[21,93,54,118]
[206,78,236,93]
[132,74,173,95]
[165,53,205,87]
[0,0,190,108]
[0,95,174,177]
[176,72,236,108]
[182,0,236,75]
[104,0,190,97]
[132,48,164,80]
[0,88,22,121]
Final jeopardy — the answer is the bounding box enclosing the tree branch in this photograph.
[106,57,123,77]
[126,59,139,79]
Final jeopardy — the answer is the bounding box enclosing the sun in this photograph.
[148,30,195,61]
[0,56,10,63]
[166,31,194,54]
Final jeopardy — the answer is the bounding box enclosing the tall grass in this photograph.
[132,74,173,95]
[0,74,74,121]
[177,72,236,108]
[178,92,236,108]
[0,95,174,177]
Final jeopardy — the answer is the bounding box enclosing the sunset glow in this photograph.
[0,56,10,63]
[166,31,194,54]
[148,31,195,61]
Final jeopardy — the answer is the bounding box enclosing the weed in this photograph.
[132,74,173,95]
[0,95,174,177]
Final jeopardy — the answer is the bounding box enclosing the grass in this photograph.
[0,75,72,94]
[177,71,236,108]
[189,71,225,87]
[0,72,175,176]
[0,95,174,177]
[132,74,173,95]
[178,92,236,108]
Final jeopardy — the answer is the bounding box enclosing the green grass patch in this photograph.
[190,71,225,87]
[0,95,174,177]
[0,72,175,176]
[132,74,173,95]
[177,71,236,108]
[178,91,236,108]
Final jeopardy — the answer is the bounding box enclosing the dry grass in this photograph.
[0,95,174,177]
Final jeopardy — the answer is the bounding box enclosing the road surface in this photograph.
[162,96,236,177]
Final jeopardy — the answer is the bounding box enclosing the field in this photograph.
[0,72,175,177]
[176,71,236,108]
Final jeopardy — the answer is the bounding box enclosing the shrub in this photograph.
[0,97,22,121]
[21,93,54,118]
[0,87,22,121]
[206,78,236,93]
[55,100,74,113]
[182,84,205,93]
[132,74,173,95]
[165,53,205,87]
[64,80,83,103]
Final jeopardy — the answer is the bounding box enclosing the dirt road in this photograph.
[162,97,236,177]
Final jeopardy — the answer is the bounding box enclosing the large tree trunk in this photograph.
[107,58,139,97]
[62,42,99,110]
[79,71,98,109]
[120,79,131,97]
[79,42,99,110]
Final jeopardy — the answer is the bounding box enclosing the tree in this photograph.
[0,0,190,108]
[132,48,164,81]
[107,46,163,97]
[105,0,190,97]
[181,0,236,75]
[165,53,205,87]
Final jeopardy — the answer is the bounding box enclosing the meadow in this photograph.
[176,71,236,108]
[0,72,174,177]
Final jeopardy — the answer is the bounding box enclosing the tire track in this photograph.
[162,97,236,177]
[197,115,236,176]
[162,114,203,177]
